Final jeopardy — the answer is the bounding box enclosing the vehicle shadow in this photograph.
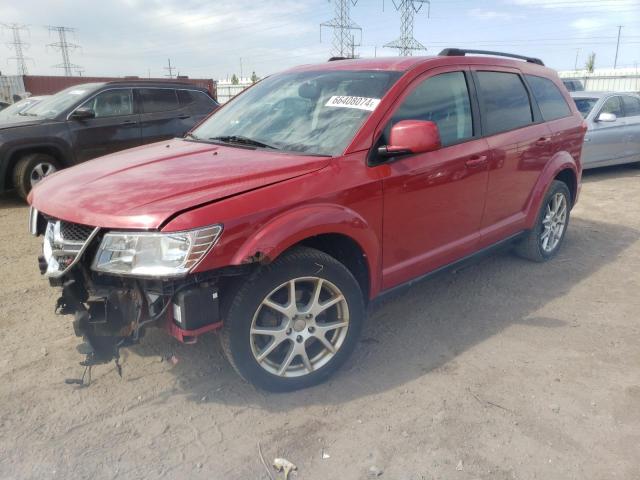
[130,216,639,410]
[0,191,25,210]
[582,163,640,183]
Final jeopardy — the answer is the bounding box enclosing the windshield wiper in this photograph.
[209,135,278,150]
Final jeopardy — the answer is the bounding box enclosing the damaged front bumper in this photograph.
[29,208,245,374]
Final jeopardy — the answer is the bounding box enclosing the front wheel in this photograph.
[12,153,61,200]
[220,247,365,392]
[515,180,571,262]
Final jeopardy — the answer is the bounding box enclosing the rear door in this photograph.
[137,88,193,144]
[380,67,490,289]
[471,67,553,246]
[621,95,640,162]
[67,88,141,163]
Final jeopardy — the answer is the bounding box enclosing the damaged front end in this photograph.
[29,207,239,384]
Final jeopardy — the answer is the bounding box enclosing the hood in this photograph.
[0,116,50,130]
[30,139,330,229]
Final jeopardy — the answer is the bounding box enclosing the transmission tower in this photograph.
[164,58,176,78]
[2,23,31,75]
[384,0,430,56]
[320,0,362,58]
[47,26,81,76]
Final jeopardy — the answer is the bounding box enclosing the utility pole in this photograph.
[384,0,431,56]
[614,25,622,69]
[47,26,81,76]
[3,23,31,75]
[240,57,243,80]
[164,58,175,78]
[320,0,362,58]
[574,48,581,71]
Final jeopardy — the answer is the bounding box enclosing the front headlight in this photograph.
[92,225,222,277]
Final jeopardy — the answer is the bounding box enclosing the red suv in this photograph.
[29,49,586,391]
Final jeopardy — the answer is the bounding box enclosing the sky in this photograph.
[0,0,638,81]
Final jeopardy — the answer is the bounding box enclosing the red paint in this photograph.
[386,120,441,154]
[30,55,585,302]
[165,316,223,343]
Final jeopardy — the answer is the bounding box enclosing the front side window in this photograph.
[385,71,473,147]
[600,96,623,117]
[191,70,401,156]
[526,75,571,121]
[476,71,533,135]
[139,88,179,113]
[82,89,133,118]
[622,95,640,117]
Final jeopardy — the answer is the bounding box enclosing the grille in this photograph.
[60,221,95,243]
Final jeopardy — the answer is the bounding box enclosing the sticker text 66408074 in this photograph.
[325,96,381,111]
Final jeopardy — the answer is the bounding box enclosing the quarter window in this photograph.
[387,71,473,147]
[139,88,179,113]
[525,75,571,121]
[82,89,133,118]
[622,95,640,117]
[476,71,533,135]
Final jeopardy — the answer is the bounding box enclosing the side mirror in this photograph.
[596,112,616,122]
[378,120,441,158]
[70,106,95,120]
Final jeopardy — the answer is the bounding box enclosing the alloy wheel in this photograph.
[540,192,567,253]
[29,162,57,188]
[250,277,349,378]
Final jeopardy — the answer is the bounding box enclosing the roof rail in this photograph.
[438,48,544,66]
[328,56,348,62]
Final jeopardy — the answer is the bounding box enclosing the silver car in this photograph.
[570,91,640,169]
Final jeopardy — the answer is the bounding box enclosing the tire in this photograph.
[515,180,571,262]
[219,246,365,392]
[12,153,61,200]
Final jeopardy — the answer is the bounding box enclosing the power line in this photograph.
[2,23,31,75]
[47,26,81,76]
[614,25,623,69]
[384,0,431,56]
[321,0,362,58]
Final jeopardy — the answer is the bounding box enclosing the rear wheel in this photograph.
[12,153,60,199]
[220,247,365,392]
[515,180,571,262]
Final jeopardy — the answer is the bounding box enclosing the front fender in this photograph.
[524,150,579,229]
[230,203,382,297]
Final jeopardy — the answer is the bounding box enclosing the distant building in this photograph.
[217,77,255,104]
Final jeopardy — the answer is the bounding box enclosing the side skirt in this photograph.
[371,231,526,309]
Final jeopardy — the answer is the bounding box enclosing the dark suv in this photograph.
[1,81,218,199]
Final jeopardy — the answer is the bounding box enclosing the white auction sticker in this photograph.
[325,96,381,111]
[68,90,86,95]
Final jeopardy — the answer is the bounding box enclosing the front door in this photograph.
[585,95,628,167]
[68,88,141,163]
[378,68,490,290]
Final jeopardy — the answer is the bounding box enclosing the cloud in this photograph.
[570,18,604,30]
[468,8,523,21]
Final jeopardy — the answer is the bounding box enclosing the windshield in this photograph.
[192,70,401,156]
[0,98,42,120]
[26,84,101,119]
[572,97,599,118]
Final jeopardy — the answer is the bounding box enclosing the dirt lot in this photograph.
[1,165,639,480]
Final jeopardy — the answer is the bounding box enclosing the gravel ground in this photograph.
[1,165,639,480]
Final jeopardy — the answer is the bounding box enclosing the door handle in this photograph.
[121,120,138,125]
[535,136,551,146]
[178,114,191,120]
[465,155,488,168]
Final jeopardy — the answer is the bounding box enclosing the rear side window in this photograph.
[178,89,217,111]
[622,95,640,117]
[526,75,571,121]
[387,71,473,147]
[476,71,533,135]
[139,88,179,113]
[600,96,623,117]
